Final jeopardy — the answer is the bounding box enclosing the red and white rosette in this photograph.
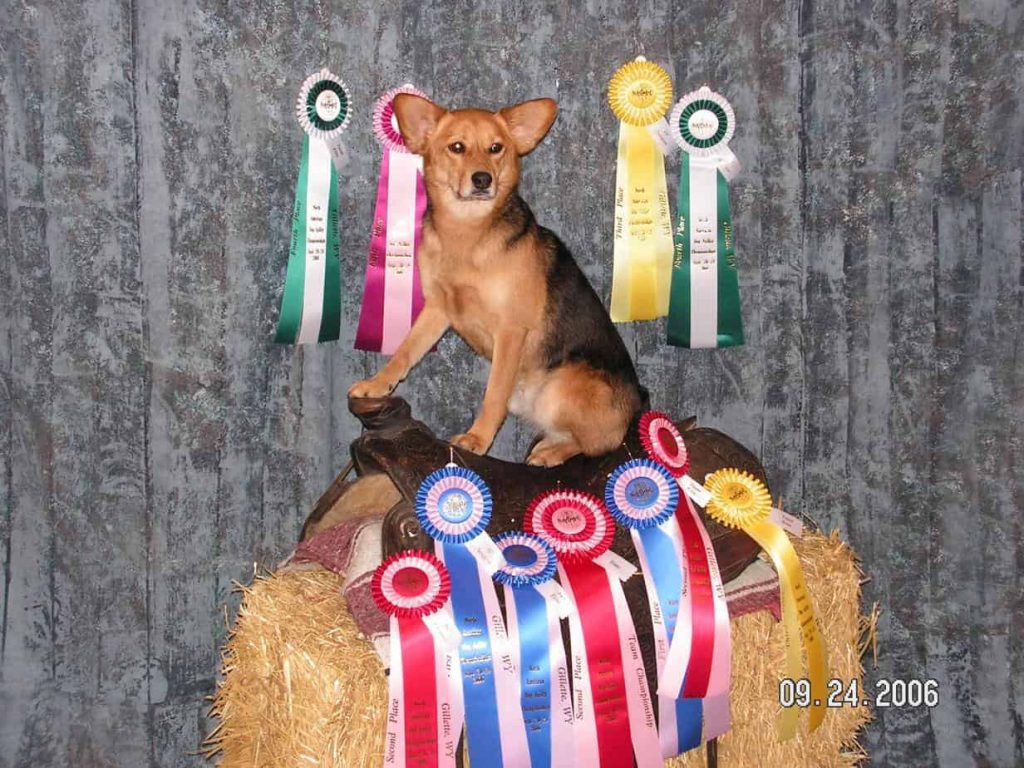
[639,411,690,478]
[372,551,459,768]
[639,411,732,738]
[525,490,661,768]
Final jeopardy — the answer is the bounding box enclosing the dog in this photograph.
[348,95,643,466]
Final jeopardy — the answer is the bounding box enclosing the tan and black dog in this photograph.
[348,95,643,466]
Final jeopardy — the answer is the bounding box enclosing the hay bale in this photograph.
[206,531,874,767]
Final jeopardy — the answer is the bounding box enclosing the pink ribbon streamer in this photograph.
[354,149,427,354]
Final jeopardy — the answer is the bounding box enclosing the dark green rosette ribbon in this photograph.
[274,68,351,344]
[666,87,744,348]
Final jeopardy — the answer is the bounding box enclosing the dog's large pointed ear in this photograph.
[498,98,558,155]
[393,94,446,154]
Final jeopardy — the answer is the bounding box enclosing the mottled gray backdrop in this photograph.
[1,0,1021,765]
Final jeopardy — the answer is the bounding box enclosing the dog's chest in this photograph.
[421,228,543,361]
[439,279,496,358]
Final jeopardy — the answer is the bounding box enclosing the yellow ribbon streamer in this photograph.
[607,58,673,322]
[704,469,829,740]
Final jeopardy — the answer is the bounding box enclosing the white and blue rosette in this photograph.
[416,466,529,768]
[605,458,703,756]
[493,533,575,768]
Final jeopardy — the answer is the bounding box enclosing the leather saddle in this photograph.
[344,396,764,575]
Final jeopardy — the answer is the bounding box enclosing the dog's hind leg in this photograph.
[525,363,634,466]
[526,434,583,467]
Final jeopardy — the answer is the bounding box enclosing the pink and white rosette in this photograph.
[354,84,428,354]
[526,490,661,768]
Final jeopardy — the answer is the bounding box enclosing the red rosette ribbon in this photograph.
[638,411,733,738]
[525,490,660,767]
[638,410,690,477]
[371,551,457,768]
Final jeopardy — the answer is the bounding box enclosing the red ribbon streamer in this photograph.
[676,494,716,697]
[562,559,633,767]
[398,615,440,767]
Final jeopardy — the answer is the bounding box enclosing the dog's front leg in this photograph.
[450,327,527,455]
[348,304,450,398]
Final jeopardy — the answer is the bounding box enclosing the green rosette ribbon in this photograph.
[666,86,744,348]
[274,68,351,344]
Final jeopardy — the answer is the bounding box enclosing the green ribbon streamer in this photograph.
[275,136,310,344]
[274,135,342,344]
[666,152,744,348]
[715,160,743,346]
[667,153,692,347]
[320,150,342,342]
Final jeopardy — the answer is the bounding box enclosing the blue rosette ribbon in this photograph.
[416,466,528,768]
[605,458,704,756]
[493,532,575,768]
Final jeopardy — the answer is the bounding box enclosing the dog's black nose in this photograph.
[471,171,492,191]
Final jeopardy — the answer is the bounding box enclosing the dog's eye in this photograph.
[488,142,504,154]
[448,142,465,154]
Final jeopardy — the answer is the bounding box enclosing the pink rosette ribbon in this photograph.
[355,84,428,354]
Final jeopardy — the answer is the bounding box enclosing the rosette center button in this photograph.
[625,477,659,508]
[504,544,539,567]
[552,507,586,535]
[438,489,473,523]
[630,84,657,108]
[727,485,753,506]
[393,567,429,598]
[688,110,720,140]
[316,91,341,122]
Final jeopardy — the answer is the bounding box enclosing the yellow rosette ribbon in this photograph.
[704,469,829,740]
[607,57,674,321]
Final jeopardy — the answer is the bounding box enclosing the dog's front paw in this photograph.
[348,376,397,399]
[450,432,490,455]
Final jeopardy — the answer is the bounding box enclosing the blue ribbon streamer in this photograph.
[638,525,703,752]
[510,585,553,768]
[443,542,505,768]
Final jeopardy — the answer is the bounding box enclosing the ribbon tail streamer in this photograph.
[560,560,634,768]
[667,154,742,348]
[506,585,559,768]
[635,524,704,755]
[275,135,342,344]
[396,614,442,768]
[440,543,528,767]
[749,521,829,737]
[610,124,672,322]
[556,563,602,767]
[354,150,392,352]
